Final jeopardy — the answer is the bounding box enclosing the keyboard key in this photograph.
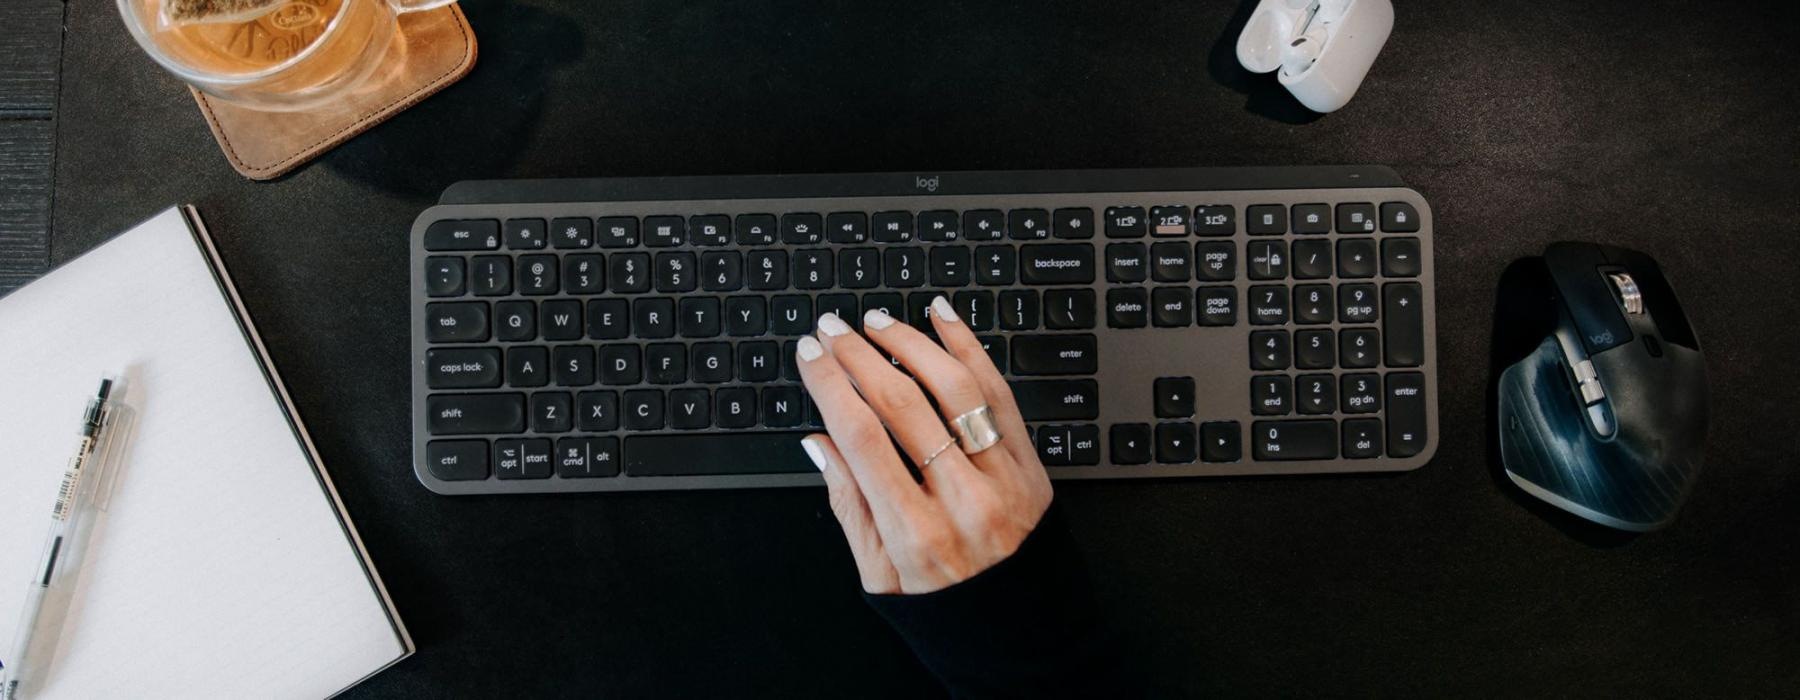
[1382,237,1422,277]
[495,439,553,479]
[1020,244,1095,285]
[963,210,1005,241]
[1246,205,1286,235]
[1251,375,1292,415]
[633,298,676,338]
[1384,282,1425,367]
[427,440,489,480]
[531,393,573,432]
[862,293,903,323]
[1337,238,1377,278]
[1250,330,1290,370]
[736,214,777,245]
[1010,379,1100,421]
[1201,422,1241,463]
[644,216,685,247]
[1151,242,1192,282]
[557,437,621,477]
[1012,334,1098,375]
[919,210,960,241]
[1193,205,1235,236]
[553,345,596,386]
[1292,203,1330,234]
[427,393,525,435]
[586,299,629,339]
[1381,202,1421,232]
[1149,287,1190,327]
[1104,206,1147,238]
[1197,286,1238,326]
[655,252,697,292]
[609,252,650,293]
[1341,419,1382,459]
[780,213,823,245]
[542,300,582,340]
[496,301,536,341]
[771,295,812,335]
[839,248,881,288]
[1111,423,1153,464]
[1340,328,1380,368]
[716,387,758,428]
[551,218,594,249]
[577,391,619,431]
[978,335,1007,373]
[747,250,788,290]
[763,386,806,427]
[509,346,550,387]
[723,297,767,337]
[426,302,489,342]
[794,249,834,289]
[1338,284,1378,324]
[1336,203,1377,233]
[954,291,997,331]
[1068,424,1100,465]
[690,215,731,246]
[975,246,1017,285]
[701,251,744,291]
[930,246,972,287]
[625,432,817,476]
[1149,206,1189,236]
[1247,285,1289,325]
[623,390,665,430]
[1034,426,1071,466]
[1053,208,1094,239]
[1294,284,1334,324]
[597,216,640,248]
[1295,329,1334,369]
[737,342,781,381]
[426,347,502,389]
[1247,241,1288,280]
[1009,209,1049,240]
[827,212,869,243]
[884,248,928,287]
[1385,372,1428,457]
[1252,420,1337,460]
[1296,374,1337,414]
[425,256,466,297]
[679,298,722,337]
[1195,241,1235,281]
[562,254,603,294]
[425,219,499,251]
[907,292,937,330]
[669,388,712,429]
[645,344,686,384]
[1156,422,1197,464]
[1154,377,1195,418]
[1106,243,1148,283]
[1106,288,1148,328]
[816,294,857,328]
[1044,289,1096,329]
[517,255,559,294]
[1291,239,1332,280]
[873,211,915,242]
[690,343,732,383]
[504,219,547,249]
[1341,373,1380,413]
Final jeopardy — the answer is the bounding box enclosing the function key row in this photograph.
[422,201,1423,252]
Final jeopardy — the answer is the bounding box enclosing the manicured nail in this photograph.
[931,295,959,323]
[862,309,896,330]
[800,438,827,471]
[817,313,852,337]
[797,335,824,362]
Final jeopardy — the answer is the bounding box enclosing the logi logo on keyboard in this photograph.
[914,175,940,192]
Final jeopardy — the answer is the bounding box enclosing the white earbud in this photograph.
[1281,27,1327,76]
[1235,0,1394,112]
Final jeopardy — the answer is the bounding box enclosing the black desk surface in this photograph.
[49,0,1798,696]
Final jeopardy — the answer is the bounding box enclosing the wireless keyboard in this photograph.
[410,167,1439,494]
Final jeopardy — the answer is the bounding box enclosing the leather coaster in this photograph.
[190,5,477,181]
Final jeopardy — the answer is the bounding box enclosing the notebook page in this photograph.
[0,208,405,698]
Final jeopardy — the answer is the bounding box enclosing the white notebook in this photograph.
[0,207,411,698]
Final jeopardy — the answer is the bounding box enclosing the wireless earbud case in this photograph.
[1236,0,1394,113]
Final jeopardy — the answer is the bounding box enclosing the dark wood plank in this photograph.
[0,119,52,292]
[0,0,64,115]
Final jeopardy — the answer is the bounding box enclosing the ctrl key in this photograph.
[427,440,489,481]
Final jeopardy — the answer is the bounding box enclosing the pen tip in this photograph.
[97,378,113,399]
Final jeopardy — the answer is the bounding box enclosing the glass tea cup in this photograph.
[117,0,458,112]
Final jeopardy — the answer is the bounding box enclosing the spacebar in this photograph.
[625,432,816,476]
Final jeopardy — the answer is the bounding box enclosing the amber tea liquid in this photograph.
[154,0,363,74]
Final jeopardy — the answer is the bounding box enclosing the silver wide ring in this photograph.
[950,405,1003,454]
[920,438,958,468]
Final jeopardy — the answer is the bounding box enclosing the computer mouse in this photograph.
[1495,242,1708,532]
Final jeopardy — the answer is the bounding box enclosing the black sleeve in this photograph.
[862,505,1124,699]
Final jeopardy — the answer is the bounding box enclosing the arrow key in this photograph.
[1201,421,1241,463]
[1154,376,1196,418]
[1381,237,1422,277]
[1110,423,1153,465]
[1156,422,1198,464]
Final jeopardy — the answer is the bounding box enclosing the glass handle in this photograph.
[388,0,458,13]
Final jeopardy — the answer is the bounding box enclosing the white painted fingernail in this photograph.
[800,438,827,471]
[817,313,852,337]
[863,309,896,330]
[797,335,824,362]
[931,295,959,323]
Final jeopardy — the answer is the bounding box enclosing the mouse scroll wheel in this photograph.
[1608,272,1645,315]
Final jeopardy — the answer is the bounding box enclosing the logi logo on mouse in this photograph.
[915,175,940,192]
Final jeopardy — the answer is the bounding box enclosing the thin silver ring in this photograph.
[949,405,1003,454]
[920,438,958,468]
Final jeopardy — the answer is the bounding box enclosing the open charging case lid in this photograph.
[1235,0,1394,112]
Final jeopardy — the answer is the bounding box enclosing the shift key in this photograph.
[1009,380,1100,421]
[427,393,525,434]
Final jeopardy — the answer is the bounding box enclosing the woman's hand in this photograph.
[797,295,1053,594]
